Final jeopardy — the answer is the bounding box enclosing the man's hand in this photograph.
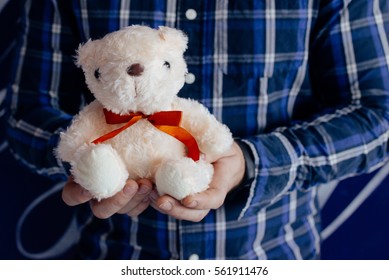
[62,176,153,219]
[62,141,245,222]
[150,141,245,222]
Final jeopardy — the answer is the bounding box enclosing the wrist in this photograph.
[229,139,255,194]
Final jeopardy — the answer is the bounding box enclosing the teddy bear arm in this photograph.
[173,98,233,158]
[197,120,234,159]
[56,100,106,162]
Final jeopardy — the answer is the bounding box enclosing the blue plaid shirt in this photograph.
[6,0,389,259]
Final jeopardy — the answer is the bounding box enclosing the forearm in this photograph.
[7,107,72,176]
[237,0,389,218]
[5,0,83,177]
[234,103,387,219]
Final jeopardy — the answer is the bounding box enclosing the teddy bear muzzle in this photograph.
[126,63,144,76]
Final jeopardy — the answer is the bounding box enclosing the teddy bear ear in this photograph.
[158,26,188,53]
[75,39,96,69]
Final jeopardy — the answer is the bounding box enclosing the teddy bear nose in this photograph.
[127,63,144,77]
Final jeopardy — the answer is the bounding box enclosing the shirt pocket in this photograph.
[223,27,307,78]
[217,13,309,134]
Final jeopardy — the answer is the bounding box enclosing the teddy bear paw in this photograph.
[155,158,213,200]
[71,144,129,200]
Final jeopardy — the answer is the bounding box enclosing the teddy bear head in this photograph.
[76,25,188,115]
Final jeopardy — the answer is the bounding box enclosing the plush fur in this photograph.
[56,25,233,200]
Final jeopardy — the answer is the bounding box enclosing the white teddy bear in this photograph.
[56,25,233,201]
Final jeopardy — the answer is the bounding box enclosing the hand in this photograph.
[62,176,153,219]
[150,141,245,222]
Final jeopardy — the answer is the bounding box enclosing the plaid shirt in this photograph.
[6,0,389,259]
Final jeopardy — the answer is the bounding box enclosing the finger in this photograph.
[62,177,92,206]
[117,181,153,215]
[125,196,151,217]
[136,178,154,188]
[182,142,245,210]
[150,192,209,222]
[181,186,225,210]
[89,180,139,219]
[180,161,230,210]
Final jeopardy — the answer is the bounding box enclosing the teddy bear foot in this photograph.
[155,158,214,200]
[71,144,129,200]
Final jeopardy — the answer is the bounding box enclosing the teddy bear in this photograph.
[56,25,233,201]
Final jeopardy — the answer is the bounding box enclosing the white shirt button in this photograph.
[189,254,199,260]
[185,73,196,84]
[185,9,197,20]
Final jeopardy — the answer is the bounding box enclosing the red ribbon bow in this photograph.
[92,109,200,161]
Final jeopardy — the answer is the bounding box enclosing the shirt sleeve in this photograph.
[238,0,389,218]
[5,1,85,178]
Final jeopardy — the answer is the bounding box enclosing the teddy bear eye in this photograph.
[94,68,101,80]
[163,61,171,69]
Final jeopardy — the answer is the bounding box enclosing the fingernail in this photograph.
[82,189,92,199]
[159,202,172,211]
[123,185,137,196]
[187,200,198,208]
